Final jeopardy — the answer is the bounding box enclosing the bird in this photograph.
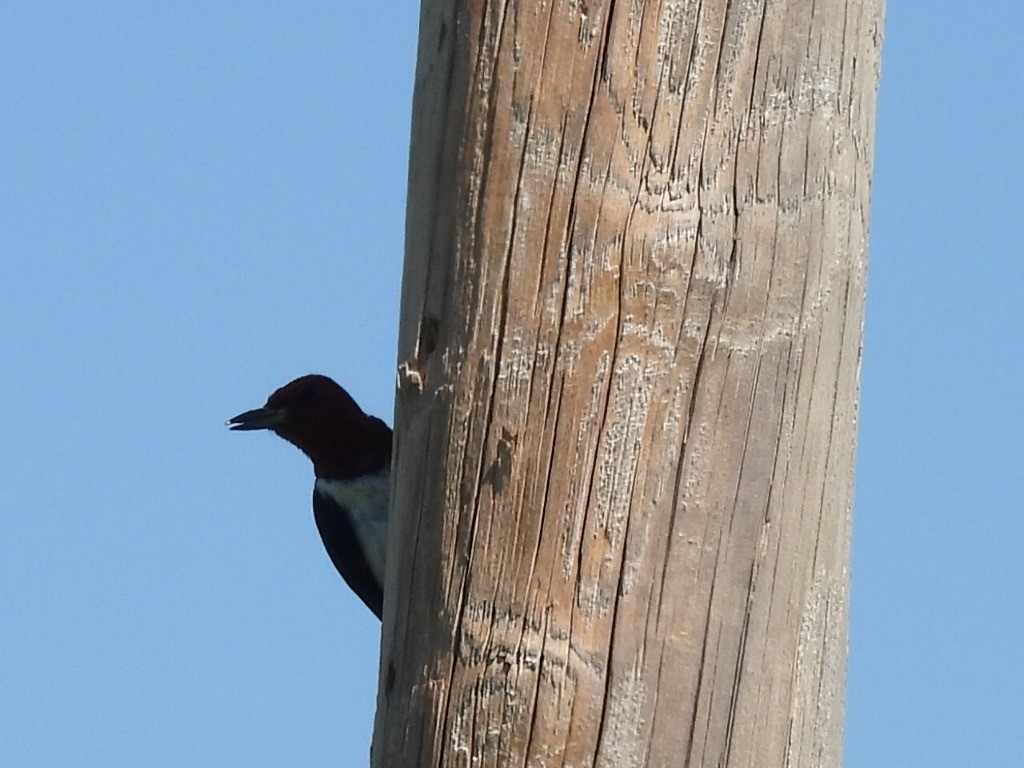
[227,374,391,620]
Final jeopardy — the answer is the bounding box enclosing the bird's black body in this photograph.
[312,487,384,619]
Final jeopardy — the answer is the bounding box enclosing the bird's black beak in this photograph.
[226,406,288,431]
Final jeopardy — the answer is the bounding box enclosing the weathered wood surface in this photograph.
[376,0,882,765]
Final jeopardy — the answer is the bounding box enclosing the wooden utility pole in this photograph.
[376,0,882,766]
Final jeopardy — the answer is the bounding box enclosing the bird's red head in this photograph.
[227,374,391,479]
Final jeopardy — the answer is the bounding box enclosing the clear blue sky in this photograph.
[2,3,1020,766]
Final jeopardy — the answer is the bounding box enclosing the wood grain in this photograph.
[376,1,882,765]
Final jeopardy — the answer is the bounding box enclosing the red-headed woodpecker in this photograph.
[227,375,390,620]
